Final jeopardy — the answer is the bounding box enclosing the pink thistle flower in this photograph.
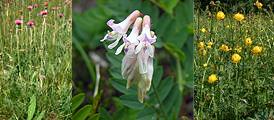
[33,4,39,8]
[15,19,23,25]
[58,13,64,18]
[27,20,35,27]
[27,5,33,11]
[40,10,48,16]
[44,2,48,7]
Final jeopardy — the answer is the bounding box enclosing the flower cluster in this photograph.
[14,2,64,28]
[101,10,157,103]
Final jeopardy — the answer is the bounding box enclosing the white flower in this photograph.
[115,17,142,55]
[101,10,140,50]
[121,17,142,88]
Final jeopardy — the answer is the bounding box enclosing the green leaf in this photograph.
[137,108,156,120]
[72,93,85,112]
[36,110,45,120]
[27,95,36,120]
[99,107,112,120]
[164,43,185,61]
[162,85,182,117]
[120,94,144,110]
[150,0,179,14]
[72,105,92,120]
[110,79,135,95]
[88,113,100,120]
[157,77,174,102]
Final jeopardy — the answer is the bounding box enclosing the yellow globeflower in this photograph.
[198,42,205,50]
[201,28,207,33]
[255,0,263,9]
[216,11,225,20]
[251,46,262,55]
[244,38,252,46]
[233,13,245,22]
[208,74,218,84]
[219,44,231,52]
[231,53,241,64]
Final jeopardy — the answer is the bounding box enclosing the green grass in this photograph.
[194,9,274,119]
[0,1,71,119]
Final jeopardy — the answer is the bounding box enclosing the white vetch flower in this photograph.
[101,10,141,49]
[121,17,142,89]
[135,15,156,103]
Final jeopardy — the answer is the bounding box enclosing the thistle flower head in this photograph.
[15,19,23,25]
[27,5,33,11]
[27,20,35,27]
[40,10,48,16]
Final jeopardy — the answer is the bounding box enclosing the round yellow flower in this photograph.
[201,28,207,33]
[208,74,218,84]
[255,0,263,9]
[233,13,244,22]
[198,42,205,50]
[219,44,231,52]
[216,11,225,20]
[251,46,262,55]
[231,53,241,64]
[244,38,252,46]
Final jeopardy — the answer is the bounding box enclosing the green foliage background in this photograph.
[72,0,193,119]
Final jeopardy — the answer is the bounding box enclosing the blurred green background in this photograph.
[72,0,193,119]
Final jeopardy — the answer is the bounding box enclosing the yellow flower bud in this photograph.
[255,0,263,9]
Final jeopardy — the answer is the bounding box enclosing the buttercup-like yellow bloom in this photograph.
[255,0,263,9]
[203,63,208,67]
[198,42,205,50]
[216,11,225,20]
[234,46,242,53]
[251,46,262,55]
[231,53,241,64]
[199,49,207,56]
[219,44,231,52]
[208,74,218,83]
[207,41,213,48]
[201,28,207,33]
[245,38,252,46]
[233,13,244,22]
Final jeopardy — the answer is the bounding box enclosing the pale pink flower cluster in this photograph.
[101,10,157,103]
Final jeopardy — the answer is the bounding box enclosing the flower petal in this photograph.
[135,42,144,54]
[115,43,125,55]
[108,35,122,49]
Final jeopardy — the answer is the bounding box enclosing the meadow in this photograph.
[194,1,274,119]
[0,1,72,119]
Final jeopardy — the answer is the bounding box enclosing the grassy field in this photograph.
[194,7,274,120]
[0,1,71,119]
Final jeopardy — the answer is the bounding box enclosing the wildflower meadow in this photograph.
[194,0,274,119]
[0,1,71,119]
